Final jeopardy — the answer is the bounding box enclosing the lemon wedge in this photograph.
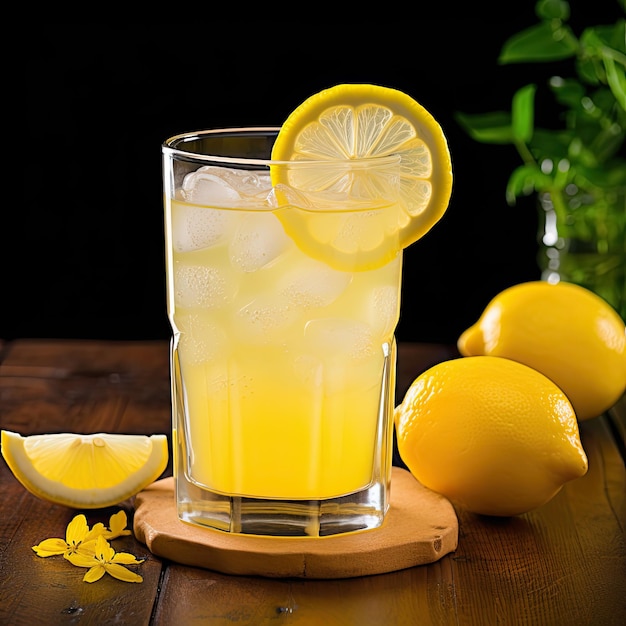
[270,83,453,271]
[1,430,168,509]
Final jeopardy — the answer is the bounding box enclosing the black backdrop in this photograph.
[6,11,622,344]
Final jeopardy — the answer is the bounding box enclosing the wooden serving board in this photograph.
[133,467,458,579]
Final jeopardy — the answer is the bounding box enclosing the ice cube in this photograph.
[174,264,236,309]
[366,285,399,337]
[229,212,290,272]
[175,313,227,364]
[172,203,238,252]
[235,294,299,344]
[174,166,278,253]
[185,166,272,203]
[304,318,375,360]
[206,167,271,201]
[292,353,324,387]
[278,258,351,309]
[182,168,242,206]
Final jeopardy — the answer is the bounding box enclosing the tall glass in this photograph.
[162,128,403,537]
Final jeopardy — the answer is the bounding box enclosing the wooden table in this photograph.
[1,339,624,625]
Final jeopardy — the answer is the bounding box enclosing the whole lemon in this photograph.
[395,356,588,516]
[458,281,626,421]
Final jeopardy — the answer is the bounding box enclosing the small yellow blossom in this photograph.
[101,510,132,540]
[66,535,144,583]
[31,509,144,584]
[32,514,103,558]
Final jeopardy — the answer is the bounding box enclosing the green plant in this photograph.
[456,0,626,204]
[455,0,626,319]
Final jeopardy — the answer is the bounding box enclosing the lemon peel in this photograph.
[458,281,626,420]
[395,355,588,516]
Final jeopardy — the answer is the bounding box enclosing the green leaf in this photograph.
[548,77,586,109]
[535,0,570,21]
[576,56,604,85]
[579,28,607,57]
[530,128,575,160]
[591,21,626,54]
[589,86,626,125]
[499,22,578,64]
[454,4,626,211]
[575,159,626,189]
[505,163,554,203]
[512,84,536,143]
[588,121,626,164]
[604,55,626,110]
[577,23,626,87]
[453,111,516,144]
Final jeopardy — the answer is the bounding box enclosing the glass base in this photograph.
[170,340,396,537]
[175,478,388,537]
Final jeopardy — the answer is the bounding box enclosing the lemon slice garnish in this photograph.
[270,84,453,271]
[1,430,168,509]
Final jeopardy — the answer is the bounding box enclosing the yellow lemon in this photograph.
[270,83,453,271]
[395,356,588,516]
[458,281,626,421]
[1,430,168,509]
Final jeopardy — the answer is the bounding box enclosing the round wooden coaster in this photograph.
[133,467,458,579]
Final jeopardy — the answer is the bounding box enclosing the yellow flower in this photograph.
[32,514,103,558]
[31,509,144,584]
[66,535,144,583]
[101,510,132,540]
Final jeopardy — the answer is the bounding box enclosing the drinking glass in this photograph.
[162,128,402,536]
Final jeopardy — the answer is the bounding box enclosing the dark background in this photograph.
[6,10,623,344]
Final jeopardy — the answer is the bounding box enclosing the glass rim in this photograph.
[162,126,402,168]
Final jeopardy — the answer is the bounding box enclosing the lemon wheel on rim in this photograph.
[270,84,453,272]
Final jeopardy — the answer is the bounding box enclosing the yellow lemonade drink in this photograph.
[167,192,402,500]
[163,85,453,536]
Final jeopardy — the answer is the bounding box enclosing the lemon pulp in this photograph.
[1,430,169,509]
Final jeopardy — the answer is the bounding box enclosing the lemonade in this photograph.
[163,84,453,536]
[168,191,401,500]
[165,149,402,535]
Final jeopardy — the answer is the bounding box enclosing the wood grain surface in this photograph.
[1,339,624,625]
